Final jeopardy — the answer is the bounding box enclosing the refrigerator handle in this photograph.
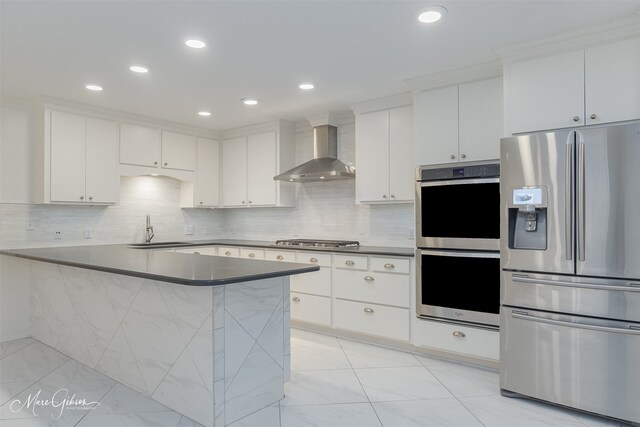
[565,136,574,261]
[510,311,640,335]
[577,133,586,262]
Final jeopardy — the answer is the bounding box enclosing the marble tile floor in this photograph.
[0,330,632,427]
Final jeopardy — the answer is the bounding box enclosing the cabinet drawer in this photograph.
[217,247,240,257]
[265,250,296,262]
[412,318,498,361]
[240,248,265,259]
[290,292,331,326]
[334,269,410,308]
[371,257,410,274]
[290,267,331,297]
[296,251,332,268]
[333,254,368,270]
[334,299,409,342]
[175,247,218,256]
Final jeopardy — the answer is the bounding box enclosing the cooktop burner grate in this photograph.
[275,239,360,248]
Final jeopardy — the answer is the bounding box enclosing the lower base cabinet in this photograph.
[290,292,331,326]
[333,299,410,342]
[412,318,499,361]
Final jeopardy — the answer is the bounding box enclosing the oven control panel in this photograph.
[419,163,500,181]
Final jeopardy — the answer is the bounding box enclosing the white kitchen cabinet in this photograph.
[182,137,220,208]
[175,247,218,256]
[264,250,296,262]
[161,131,196,171]
[48,110,118,204]
[291,292,331,327]
[333,269,410,308]
[415,78,502,165]
[507,37,640,134]
[355,105,413,203]
[221,122,295,208]
[334,299,410,342]
[240,248,265,259]
[217,247,240,257]
[291,251,332,297]
[120,123,161,167]
[585,37,640,126]
[412,318,498,361]
[120,124,198,172]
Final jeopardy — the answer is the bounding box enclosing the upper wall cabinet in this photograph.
[414,77,503,166]
[120,124,197,171]
[355,105,414,204]
[181,137,220,208]
[508,37,640,134]
[38,110,118,204]
[221,121,295,208]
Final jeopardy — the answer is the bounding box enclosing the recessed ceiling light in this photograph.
[85,84,103,91]
[418,6,447,24]
[185,39,206,49]
[242,98,259,106]
[198,111,212,117]
[129,65,150,73]
[299,83,315,90]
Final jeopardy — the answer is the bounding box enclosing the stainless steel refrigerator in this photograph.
[500,122,640,425]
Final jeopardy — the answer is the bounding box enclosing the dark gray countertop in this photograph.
[0,245,319,286]
[152,239,415,257]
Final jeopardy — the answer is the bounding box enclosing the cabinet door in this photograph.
[459,78,502,162]
[50,111,86,202]
[195,137,220,207]
[585,37,640,125]
[120,123,161,167]
[388,106,414,201]
[414,86,459,165]
[246,131,277,206]
[355,110,390,203]
[509,50,585,134]
[161,131,197,171]
[85,117,118,203]
[221,137,247,207]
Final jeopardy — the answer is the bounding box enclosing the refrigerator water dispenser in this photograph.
[508,187,547,250]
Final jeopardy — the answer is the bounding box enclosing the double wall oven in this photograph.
[416,161,500,328]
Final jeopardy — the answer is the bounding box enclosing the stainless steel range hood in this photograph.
[274,124,355,182]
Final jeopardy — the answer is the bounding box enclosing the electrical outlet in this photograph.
[84,227,92,239]
[54,230,62,240]
[184,224,194,235]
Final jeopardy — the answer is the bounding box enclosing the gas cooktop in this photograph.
[275,239,360,248]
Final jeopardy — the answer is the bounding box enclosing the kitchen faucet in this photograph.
[144,214,154,243]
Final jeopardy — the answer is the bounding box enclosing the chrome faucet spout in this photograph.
[145,214,154,243]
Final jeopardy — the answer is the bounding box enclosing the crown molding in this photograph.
[349,92,413,115]
[404,60,503,93]
[495,15,640,63]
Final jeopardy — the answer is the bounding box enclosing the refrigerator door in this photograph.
[577,124,640,280]
[500,308,640,425]
[500,130,574,274]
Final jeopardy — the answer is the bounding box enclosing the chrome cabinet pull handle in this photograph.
[452,331,466,338]
[364,276,374,282]
[292,297,300,302]
[154,161,158,165]
[80,196,84,200]
[309,257,318,263]
[88,196,93,201]
[194,251,200,255]
[450,154,455,159]
[461,154,466,159]
[384,263,395,269]
[276,255,284,260]
[345,260,355,266]
[382,194,387,199]
[225,251,231,256]
[590,114,597,120]
[363,307,374,313]
[573,116,580,122]
[164,162,168,166]
[248,253,255,258]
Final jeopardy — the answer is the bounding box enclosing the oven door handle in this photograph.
[510,311,640,335]
[419,177,500,187]
[512,275,640,293]
[419,249,500,259]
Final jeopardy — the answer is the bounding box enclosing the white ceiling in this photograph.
[1,0,639,131]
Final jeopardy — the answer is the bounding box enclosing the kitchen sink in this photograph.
[128,241,190,248]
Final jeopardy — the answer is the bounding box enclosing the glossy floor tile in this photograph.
[0,329,634,426]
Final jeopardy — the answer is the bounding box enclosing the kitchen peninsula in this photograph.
[0,245,319,427]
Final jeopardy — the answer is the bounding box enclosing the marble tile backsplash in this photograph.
[0,113,414,250]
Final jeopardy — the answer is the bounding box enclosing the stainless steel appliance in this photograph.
[416,162,501,328]
[500,123,640,426]
[275,239,359,248]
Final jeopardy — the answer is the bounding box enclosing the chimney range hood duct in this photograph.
[274,124,355,182]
